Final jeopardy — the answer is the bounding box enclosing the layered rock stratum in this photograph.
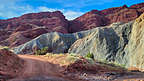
[69,3,144,32]
[0,11,68,47]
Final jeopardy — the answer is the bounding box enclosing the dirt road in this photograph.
[8,55,72,81]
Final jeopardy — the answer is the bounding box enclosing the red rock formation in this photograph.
[69,3,143,32]
[0,49,24,78]
[130,3,144,15]
[0,11,68,47]
[130,3,144,9]
[105,9,139,24]
[68,10,108,32]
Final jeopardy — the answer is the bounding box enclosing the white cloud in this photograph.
[37,6,84,20]
[36,7,84,20]
[37,7,57,12]
[63,10,84,20]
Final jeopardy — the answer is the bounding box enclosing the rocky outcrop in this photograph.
[0,49,24,78]
[12,31,91,54]
[68,22,133,64]
[69,3,144,32]
[69,13,144,70]
[0,11,68,31]
[0,11,68,47]
[13,24,114,54]
[124,13,144,70]
[13,22,132,55]
[68,10,108,32]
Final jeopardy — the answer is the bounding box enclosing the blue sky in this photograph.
[0,0,143,20]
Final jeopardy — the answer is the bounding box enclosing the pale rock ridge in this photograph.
[125,13,144,70]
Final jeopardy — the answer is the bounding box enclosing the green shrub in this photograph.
[0,46,9,50]
[85,52,94,60]
[35,47,48,55]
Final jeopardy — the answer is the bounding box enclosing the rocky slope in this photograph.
[68,21,133,63]
[13,30,98,54]
[124,13,144,70]
[0,49,24,79]
[13,22,132,55]
[69,13,144,70]
[69,3,144,32]
[0,11,68,47]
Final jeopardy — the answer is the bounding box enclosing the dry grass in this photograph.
[43,53,81,66]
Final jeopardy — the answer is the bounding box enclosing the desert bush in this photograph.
[85,52,94,60]
[35,47,48,55]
